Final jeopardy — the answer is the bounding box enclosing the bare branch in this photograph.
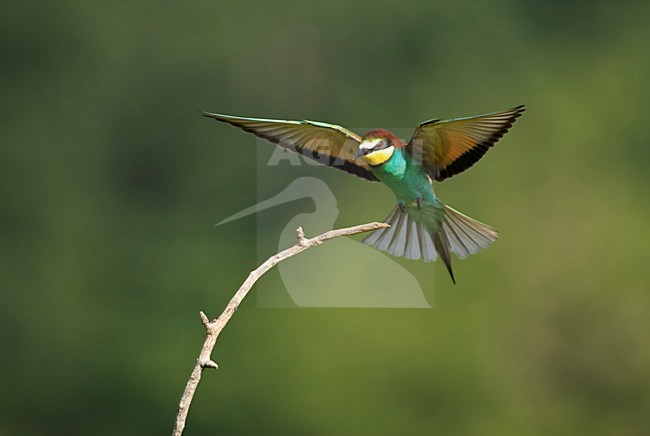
[172,221,389,435]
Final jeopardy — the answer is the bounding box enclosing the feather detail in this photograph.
[202,112,378,181]
[363,204,499,283]
[406,105,525,181]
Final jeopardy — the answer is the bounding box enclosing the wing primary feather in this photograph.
[407,105,525,181]
[202,111,378,182]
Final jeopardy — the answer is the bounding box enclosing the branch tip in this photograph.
[199,311,210,328]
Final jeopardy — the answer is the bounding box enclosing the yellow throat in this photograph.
[364,145,395,166]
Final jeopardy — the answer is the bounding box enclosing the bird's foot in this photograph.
[398,202,406,213]
[417,196,422,211]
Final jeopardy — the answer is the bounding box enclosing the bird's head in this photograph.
[354,129,404,166]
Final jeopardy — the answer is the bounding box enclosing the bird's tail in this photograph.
[363,204,499,283]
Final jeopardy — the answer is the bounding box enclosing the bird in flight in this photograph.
[203,105,525,283]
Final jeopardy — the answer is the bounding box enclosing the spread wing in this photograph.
[406,105,525,181]
[202,112,378,182]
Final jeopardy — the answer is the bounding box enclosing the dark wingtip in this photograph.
[445,264,456,284]
[433,232,456,284]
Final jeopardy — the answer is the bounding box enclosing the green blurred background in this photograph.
[2,1,649,434]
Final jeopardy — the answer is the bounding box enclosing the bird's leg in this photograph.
[417,196,422,211]
[398,202,406,213]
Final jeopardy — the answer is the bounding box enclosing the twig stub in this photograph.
[296,227,307,246]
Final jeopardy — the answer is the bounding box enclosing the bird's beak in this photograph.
[353,148,365,160]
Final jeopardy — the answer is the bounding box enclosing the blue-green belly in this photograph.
[370,149,445,231]
[371,149,437,204]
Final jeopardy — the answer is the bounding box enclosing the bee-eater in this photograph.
[203,105,525,283]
